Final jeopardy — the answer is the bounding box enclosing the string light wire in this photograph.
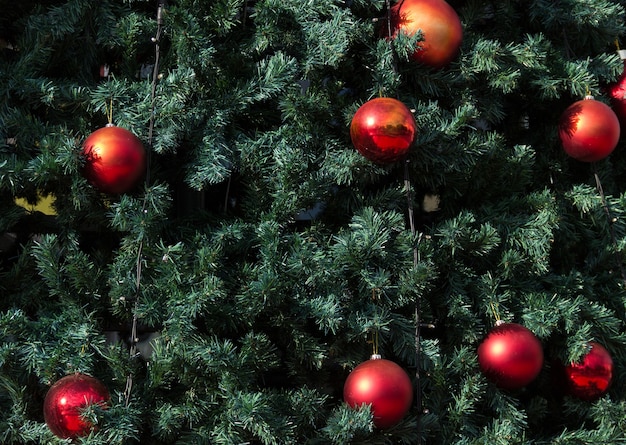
[124,0,165,408]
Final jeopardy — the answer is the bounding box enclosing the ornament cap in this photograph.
[584,94,594,100]
[370,354,382,360]
[494,319,505,327]
[618,49,626,60]
[105,123,116,127]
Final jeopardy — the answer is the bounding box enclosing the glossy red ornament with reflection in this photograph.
[350,97,417,164]
[82,124,146,194]
[343,354,413,429]
[564,342,613,401]
[478,321,544,390]
[43,373,110,440]
[607,49,626,126]
[389,0,463,68]
[558,95,620,162]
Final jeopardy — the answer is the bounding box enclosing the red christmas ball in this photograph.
[350,97,417,164]
[343,354,413,429]
[558,95,620,162]
[43,373,110,440]
[81,124,146,194]
[478,322,544,390]
[389,0,463,68]
[607,50,626,126]
[564,342,613,401]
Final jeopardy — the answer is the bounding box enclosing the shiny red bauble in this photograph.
[389,0,463,68]
[343,355,413,429]
[608,72,626,126]
[43,373,110,440]
[81,124,146,194]
[350,97,417,164]
[607,50,626,126]
[558,95,620,162]
[564,342,613,401]
[478,322,544,390]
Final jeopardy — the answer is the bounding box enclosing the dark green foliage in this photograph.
[3,0,626,443]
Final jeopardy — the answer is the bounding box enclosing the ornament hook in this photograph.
[489,301,501,323]
[105,96,114,126]
[368,329,380,356]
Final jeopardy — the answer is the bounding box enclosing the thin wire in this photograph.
[242,0,249,29]
[385,0,423,437]
[124,0,164,408]
[370,288,381,356]
[146,2,164,186]
[223,175,232,214]
[593,165,626,287]
[405,159,423,444]
[386,0,393,39]
[489,301,501,322]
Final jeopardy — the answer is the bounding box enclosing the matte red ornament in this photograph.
[558,95,620,162]
[389,0,463,68]
[607,50,626,126]
[343,354,413,429]
[350,97,417,164]
[564,342,613,401]
[43,373,110,440]
[81,124,146,194]
[478,321,544,390]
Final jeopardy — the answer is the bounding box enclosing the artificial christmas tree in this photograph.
[3,0,626,444]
